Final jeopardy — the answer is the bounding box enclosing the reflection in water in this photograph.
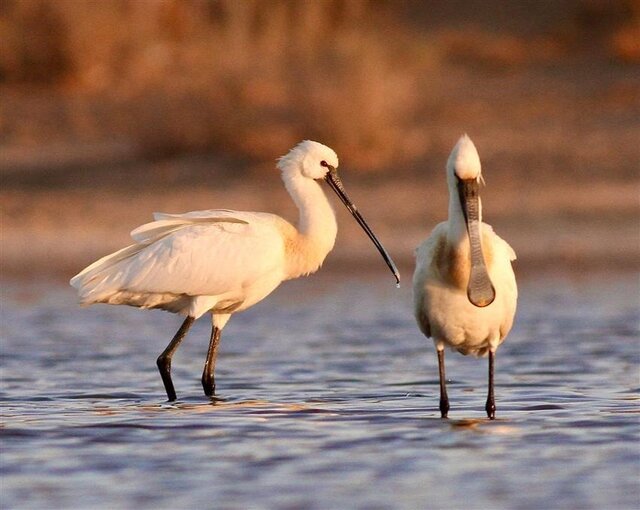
[1,273,638,509]
[449,418,521,437]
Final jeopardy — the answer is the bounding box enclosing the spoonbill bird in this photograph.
[412,135,517,419]
[71,140,399,401]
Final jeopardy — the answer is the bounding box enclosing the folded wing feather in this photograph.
[70,210,288,309]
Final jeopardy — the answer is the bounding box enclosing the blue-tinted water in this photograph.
[1,272,638,509]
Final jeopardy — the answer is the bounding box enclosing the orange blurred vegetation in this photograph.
[1,0,639,276]
[1,0,638,173]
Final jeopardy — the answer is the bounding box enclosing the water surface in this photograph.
[1,272,638,509]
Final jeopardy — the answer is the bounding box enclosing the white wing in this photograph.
[151,209,263,223]
[71,210,291,306]
[412,222,448,338]
[482,222,517,262]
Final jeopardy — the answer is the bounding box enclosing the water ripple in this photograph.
[1,274,639,509]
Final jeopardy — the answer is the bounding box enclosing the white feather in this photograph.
[413,136,518,357]
[70,141,345,321]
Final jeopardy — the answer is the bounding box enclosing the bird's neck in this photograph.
[438,185,472,290]
[447,185,464,244]
[444,182,493,288]
[282,171,338,279]
[446,182,483,248]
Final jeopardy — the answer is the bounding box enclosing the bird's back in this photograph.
[71,210,292,318]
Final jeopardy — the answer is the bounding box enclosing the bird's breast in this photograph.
[435,230,494,290]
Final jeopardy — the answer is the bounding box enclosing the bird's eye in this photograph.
[320,160,329,168]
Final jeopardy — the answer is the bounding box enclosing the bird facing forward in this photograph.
[413,135,517,419]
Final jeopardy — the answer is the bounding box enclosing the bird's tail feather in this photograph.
[69,218,184,300]
[69,243,147,304]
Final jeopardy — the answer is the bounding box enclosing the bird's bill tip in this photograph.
[467,284,495,307]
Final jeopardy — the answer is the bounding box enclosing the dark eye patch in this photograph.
[320,160,329,167]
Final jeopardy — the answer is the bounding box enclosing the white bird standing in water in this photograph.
[413,135,517,419]
[71,141,399,401]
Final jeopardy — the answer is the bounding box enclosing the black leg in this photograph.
[486,350,496,419]
[201,325,221,397]
[156,316,195,401]
[437,348,449,418]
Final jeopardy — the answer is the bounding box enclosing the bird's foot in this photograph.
[201,376,216,397]
[157,356,178,401]
[485,400,496,420]
[439,398,450,419]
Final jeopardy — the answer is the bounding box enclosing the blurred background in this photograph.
[1,0,639,277]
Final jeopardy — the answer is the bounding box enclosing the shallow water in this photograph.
[1,271,639,509]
